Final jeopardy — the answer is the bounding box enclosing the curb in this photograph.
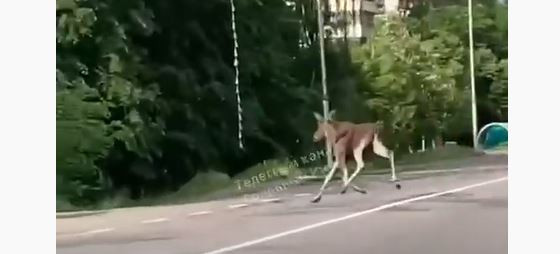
[294,164,507,181]
[483,150,508,155]
[56,210,108,219]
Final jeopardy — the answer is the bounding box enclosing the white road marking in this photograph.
[188,211,213,216]
[202,176,508,254]
[141,218,170,224]
[403,168,464,175]
[74,228,115,237]
[228,203,249,209]
[294,193,312,197]
[260,198,281,203]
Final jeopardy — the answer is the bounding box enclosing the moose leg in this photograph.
[340,167,349,193]
[389,151,401,189]
[311,161,338,203]
[372,134,401,189]
[389,151,397,181]
[340,167,367,194]
[340,142,367,194]
[312,136,350,202]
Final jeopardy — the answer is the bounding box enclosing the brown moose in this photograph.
[311,111,400,203]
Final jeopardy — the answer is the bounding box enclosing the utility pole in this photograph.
[316,0,333,167]
[468,0,479,149]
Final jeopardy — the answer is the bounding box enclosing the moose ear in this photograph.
[327,110,336,121]
[313,112,323,121]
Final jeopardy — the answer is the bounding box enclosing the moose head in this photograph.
[312,110,336,142]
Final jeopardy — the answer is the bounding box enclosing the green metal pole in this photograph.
[316,0,333,167]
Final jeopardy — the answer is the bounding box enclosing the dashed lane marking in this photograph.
[141,218,170,224]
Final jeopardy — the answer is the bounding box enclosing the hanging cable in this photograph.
[230,0,244,149]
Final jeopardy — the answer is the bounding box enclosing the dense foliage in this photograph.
[352,0,507,150]
[56,0,507,208]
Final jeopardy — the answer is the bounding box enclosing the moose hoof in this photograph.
[340,187,348,195]
[311,195,322,203]
[395,183,402,190]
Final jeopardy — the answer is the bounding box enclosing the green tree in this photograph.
[407,0,508,127]
[353,16,465,151]
[56,0,348,207]
[57,0,161,203]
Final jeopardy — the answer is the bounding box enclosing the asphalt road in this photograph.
[57,165,507,254]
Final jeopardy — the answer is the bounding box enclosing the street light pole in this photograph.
[468,0,479,149]
[316,0,333,167]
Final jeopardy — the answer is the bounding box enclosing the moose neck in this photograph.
[328,120,343,129]
[324,121,338,145]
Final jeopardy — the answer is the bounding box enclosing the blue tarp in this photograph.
[482,125,508,149]
[477,123,508,149]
